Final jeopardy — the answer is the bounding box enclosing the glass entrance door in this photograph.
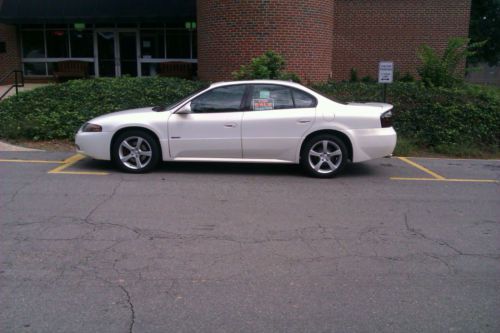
[96,30,138,77]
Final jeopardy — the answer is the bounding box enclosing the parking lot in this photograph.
[1,151,499,332]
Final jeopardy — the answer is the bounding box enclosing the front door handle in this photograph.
[224,123,237,128]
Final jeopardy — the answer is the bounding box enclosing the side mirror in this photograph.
[176,102,192,114]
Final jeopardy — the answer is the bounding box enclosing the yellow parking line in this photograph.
[391,177,498,183]
[400,156,500,162]
[48,154,109,175]
[397,157,446,180]
[0,158,64,164]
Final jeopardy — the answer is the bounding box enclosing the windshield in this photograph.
[164,87,209,111]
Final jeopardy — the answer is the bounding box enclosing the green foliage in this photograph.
[0,77,207,140]
[417,37,487,87]
[394,71,415,82]
[232,50,301,82]
[312,82,500,152]
[469,0,500,65]
[349,68,359,83]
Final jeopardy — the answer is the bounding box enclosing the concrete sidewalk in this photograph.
[0,83,50,99]
[0,140,42,152]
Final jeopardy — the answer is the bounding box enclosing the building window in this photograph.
[166,30,190,59]
[20,23,197,77]
[21,30,45,58]
[23,62,46,75]
[46,30,69,57]
[70,30,94,58]
[140,30,165,59]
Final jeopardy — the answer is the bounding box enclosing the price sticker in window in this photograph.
[253,98,274,111]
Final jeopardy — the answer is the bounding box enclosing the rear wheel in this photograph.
[112,130,160,173]
[300,134,348,178]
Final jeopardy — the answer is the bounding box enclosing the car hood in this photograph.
[90,107,162,122]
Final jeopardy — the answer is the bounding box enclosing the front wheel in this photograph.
[112,130,160,173]
[300,135,348,178]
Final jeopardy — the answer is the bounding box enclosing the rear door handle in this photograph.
[224,123,237,128]
[298,119,311,124]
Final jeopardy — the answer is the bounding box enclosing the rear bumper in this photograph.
[75,131,113,160]
[349,127,397,162]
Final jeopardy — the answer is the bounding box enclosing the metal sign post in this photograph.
[378,61,394,103]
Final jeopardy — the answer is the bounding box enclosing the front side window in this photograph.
[191,85,246,113]
[251,85,294,111]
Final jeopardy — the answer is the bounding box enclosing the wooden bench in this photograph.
[159,61,193,79]
[53,61,89,82]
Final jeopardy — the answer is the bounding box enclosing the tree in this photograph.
[469,0,500,65]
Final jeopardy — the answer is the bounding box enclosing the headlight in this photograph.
[81,123,102,132]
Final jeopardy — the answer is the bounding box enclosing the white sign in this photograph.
[378,61,394,83]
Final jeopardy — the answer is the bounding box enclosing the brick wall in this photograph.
[331,0,471,81]
[0,23,21,84]
[197,0,334,83]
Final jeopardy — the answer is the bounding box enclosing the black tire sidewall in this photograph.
[112,130,160,173]
[300,134,348,178]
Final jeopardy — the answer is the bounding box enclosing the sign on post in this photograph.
[378,61,394,84]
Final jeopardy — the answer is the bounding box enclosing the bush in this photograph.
[312,82,500,151]
[0,77,207,140]
[417,37,486,87]
[232,50,301,82]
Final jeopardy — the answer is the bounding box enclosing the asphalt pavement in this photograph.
[1,151,499,333]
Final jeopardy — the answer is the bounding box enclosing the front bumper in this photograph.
[75,131,113,160]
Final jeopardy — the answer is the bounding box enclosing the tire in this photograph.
[300,134,348,178]
[112,130,160,173]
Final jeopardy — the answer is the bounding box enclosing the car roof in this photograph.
[209,80,305,89]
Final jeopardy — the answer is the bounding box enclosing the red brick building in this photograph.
[0,0,471,83]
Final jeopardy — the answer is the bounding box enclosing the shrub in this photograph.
[349,68,359,82]
[0,77,207,140]
[417,37,486,87]
[312,82,500,151]
[232,50,301,82]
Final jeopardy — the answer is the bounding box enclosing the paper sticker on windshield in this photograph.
[253,98,274,111]
[259,90,271,99]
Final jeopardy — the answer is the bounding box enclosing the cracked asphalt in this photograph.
[1,152,499,332]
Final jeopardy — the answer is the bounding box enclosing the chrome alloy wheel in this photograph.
[308,140,342,174]
[118,136,153,170]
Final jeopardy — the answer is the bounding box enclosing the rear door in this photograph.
[241,84,317,161]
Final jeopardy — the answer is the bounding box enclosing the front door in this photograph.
[167,85,247,159]
[96,31,138,77]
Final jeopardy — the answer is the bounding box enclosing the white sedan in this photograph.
[75,80,396,178]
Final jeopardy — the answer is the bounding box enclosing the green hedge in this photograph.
[0,78,499,154]
[0,77,206,140]
[313,82,500,151]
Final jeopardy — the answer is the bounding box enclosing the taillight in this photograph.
[380,110,393,128]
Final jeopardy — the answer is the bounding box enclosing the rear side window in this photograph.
[191,85,246,113]
[251,85,294,110]
[250,85,317,111]
[292,88,316,108]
